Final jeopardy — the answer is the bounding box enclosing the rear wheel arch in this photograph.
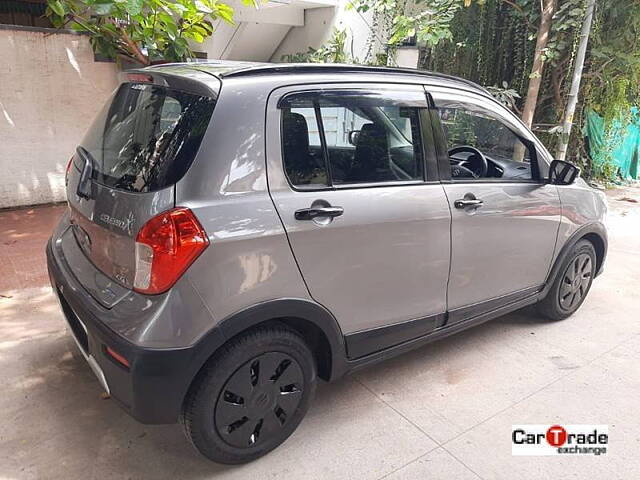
[186,299,346,397]
[216,316,336,382]
[272,316,334,381]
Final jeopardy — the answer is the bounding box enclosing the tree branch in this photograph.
[119,27,149,65]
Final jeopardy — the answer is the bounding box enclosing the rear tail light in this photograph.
[133,207,209,294]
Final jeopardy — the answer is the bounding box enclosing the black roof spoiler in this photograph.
[119,66,221,99]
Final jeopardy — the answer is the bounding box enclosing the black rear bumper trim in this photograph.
[47,238,224,424]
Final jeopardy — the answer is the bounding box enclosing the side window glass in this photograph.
[290,107,321,147]
[437,100,534,181]
[319,107,369,147]
[282,106,328,188]
[280,90,427,188]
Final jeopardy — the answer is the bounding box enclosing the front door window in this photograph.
[437,99,535,181]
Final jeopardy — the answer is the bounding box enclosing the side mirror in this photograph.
[548,159,580,185]
[348,130,360,146]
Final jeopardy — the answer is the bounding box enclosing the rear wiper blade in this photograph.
[75,146,96,200]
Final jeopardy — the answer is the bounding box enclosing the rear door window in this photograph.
[280,89,428,188]
[80,83,215,193]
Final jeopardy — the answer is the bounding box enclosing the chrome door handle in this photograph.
[295,206,344,221]
[454,198,483,209]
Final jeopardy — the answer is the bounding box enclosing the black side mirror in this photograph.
[548,159,580,185]
[348,130,360,146]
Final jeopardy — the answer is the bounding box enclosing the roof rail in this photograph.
[220,63,489,94]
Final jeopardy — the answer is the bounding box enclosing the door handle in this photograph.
[295,206,344,221]
[454,198,483,209]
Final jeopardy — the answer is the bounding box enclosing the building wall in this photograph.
[0,3,377,208]
[271,5,374,63]
[395,46,420,68]
[0,27,119,208]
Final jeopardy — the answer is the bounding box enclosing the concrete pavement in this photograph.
[0,186,639,479]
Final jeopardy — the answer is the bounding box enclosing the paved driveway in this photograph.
[1,186,639,480]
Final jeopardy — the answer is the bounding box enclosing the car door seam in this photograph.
[263,87,320,303]
[546,184,564,280]
[441,185,454,318]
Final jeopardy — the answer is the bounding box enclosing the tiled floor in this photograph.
[0,204,66,292]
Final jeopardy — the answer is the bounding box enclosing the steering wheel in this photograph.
[448,146,489,178]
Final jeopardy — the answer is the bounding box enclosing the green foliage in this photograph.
[388,1,460,46]
[584,2,640,123]
[283,0,484,66]
[486,82,521,112]
[578,0,640,180]
[46,0,257,64]
[422,0,538,100]
[280,0,639,183]
[347,0,466,64]
[425,0,640,182]
[281,29,351,63]
[445,110,477,145]
[544,0,585,63]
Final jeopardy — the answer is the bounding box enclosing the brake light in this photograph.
[127,73,153,83]
[65,156,73,186]
[133,208,209,294]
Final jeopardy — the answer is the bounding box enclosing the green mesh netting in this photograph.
[584,108,640,180]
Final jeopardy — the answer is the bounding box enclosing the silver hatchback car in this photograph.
[47,62,608,463]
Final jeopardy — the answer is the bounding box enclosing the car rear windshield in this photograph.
[79,82,216,193]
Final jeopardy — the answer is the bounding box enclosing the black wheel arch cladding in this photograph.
[541,222,607,300]
[186,298,347,397]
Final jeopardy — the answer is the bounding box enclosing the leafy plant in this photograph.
[348,0,465,64]
[46,0,257,65]
[281,28,351,63]
[486,82,521,113]
[584,3,640,125]
[444,109,477,145]
[577,0,640,180]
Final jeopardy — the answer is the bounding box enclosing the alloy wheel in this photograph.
[559,253,593,311]
[214,352,304,448]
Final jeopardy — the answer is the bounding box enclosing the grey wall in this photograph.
[0,27,119,208]
[271,5,374,62]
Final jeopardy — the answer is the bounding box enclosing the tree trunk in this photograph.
[556,0,597,161]
[521,0,557,128]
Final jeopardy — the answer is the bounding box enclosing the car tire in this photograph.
[181,325,317,464]
[538,239,597,321]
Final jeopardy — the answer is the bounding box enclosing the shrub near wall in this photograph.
[0,26,118,208]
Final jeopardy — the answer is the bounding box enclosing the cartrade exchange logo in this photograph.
[512,425,608,456]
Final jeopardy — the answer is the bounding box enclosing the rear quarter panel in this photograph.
[175,77,311,325]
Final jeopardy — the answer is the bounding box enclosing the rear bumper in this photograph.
[46,239,217,424]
